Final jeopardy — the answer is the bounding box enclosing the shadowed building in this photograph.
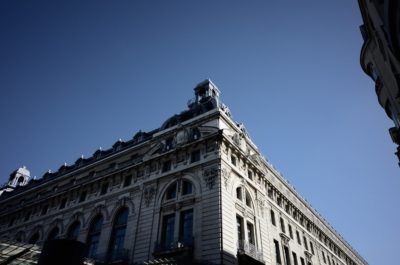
[0,81,367,265]
[358,0,400,165]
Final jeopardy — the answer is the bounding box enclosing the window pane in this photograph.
[247,222,255,244]
[236,216,244,241]
[108,208,128,261]
[165,184,177,200]
[161,214,175,249]
[274,239,281,264]
[182,181,193,195]
[236,187,242,200]
[245,192,251,207]
[179,209,193,244]
[87,216,103,258]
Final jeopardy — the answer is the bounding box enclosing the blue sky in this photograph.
[0,1,398,264]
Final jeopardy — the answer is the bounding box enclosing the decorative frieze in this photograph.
[202,166,219,189]
[143,185,156,207]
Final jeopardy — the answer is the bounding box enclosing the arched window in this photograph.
[87,215,104,259]
[108,208,128,262]
[67,221,81,240]
[157,179,195,253]
[28,233,40,244]
[47,227,60,240]
[235,187,258,255]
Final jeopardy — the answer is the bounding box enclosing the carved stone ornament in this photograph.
[256,193,266,217]
[221,167,231,188]
[203,166,219,189]
[144,185,156,207]
[304,250,313,261]
[280,233,290,246]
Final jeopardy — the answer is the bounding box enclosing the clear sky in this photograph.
[0,1,398,264]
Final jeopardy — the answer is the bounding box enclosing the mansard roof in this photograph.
[0,79,221,199]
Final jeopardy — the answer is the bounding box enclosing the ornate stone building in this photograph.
[0,80,367,265]
[358,0,400,165]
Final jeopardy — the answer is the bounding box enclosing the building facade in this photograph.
[358,0,400,165]
[0,80,367,265]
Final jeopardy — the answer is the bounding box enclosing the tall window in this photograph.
[161,214,175,249]
[271,210,276,226]
[292,252,298,265]
[87,215,104,259]
[296,231,301,245]
[247,222,255,244]
[67,221,81,240]
[288,224,293,239]
[108,208,128,262]
[47,227,59,240]
[284,246,291,265]
[303,236,308,250]
[158,180,195,252]
[179,209,193,244]
[274,239,282,264]
[236,216,244,241]
[280,218,286,233]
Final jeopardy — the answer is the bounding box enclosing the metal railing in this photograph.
[154,237,194,254]
[237,240,264,262]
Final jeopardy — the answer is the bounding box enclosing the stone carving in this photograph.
[176,129,188,146]
[203,166,219,189]
[144,185,156,207]
[304,250,313,261]
[221,167,231,189]
[232,133,241,146]
[280,233,290,246]
[256,193,266,217]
